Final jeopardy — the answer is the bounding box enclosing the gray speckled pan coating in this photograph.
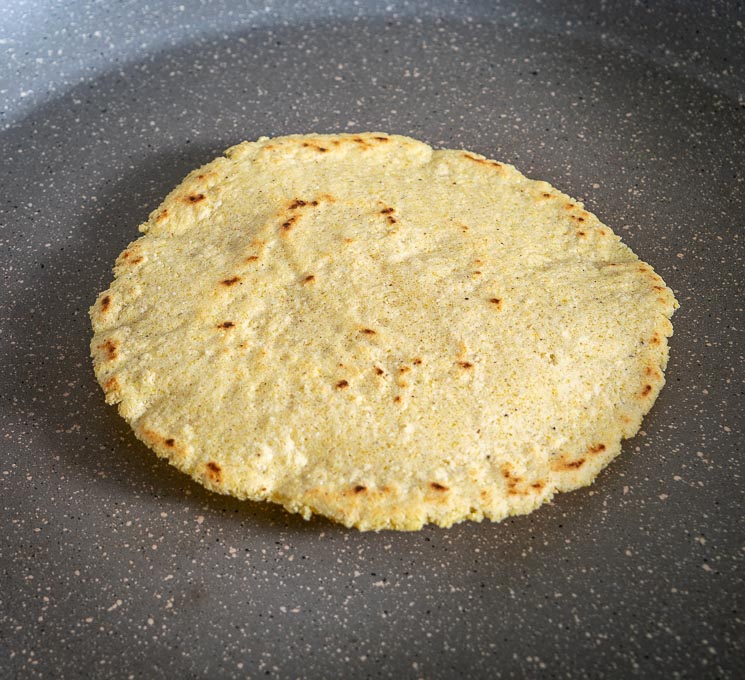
[1,1,743,678]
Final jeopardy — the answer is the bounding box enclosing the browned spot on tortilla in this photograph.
[541,192,552,198]
[387,216,397,225]
[354,485,367,493]
[335,380,349,390]
[380,207,394,214]
[360,328,376,335]
[218,321,235,329]
[653,285,665,291]
[399,366,411,374]
[374,367,385,375]
[288,199,306,209]
[206,461,222,483]
[531,481,546,491]
[103,376,119,392]
[577,231,586,237]
[99,339,118,361]
[564,203,575,210]
[489,297,503,309]
[588,443,607,455]
[554,457,586,471]
[374,136,389,142]
[393,395,402,404]
[165,438,175,447]
[130,256,143,264]
[221,276,241,286]
[412,358,422,365]
[651,333,662,345]
[457,361,473,369]
[281,215,298,231]
[301,142,328,152]
[463,153,492,166]
[155,209,169,222]
[245,255,259,263]
[621,415,632,424]
[185,193,206,204]
[641,384,653,397]
[430,482,449,491]
[303,274,315,284]
[100,295,111,312]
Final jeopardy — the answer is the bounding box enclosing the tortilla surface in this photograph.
[90,132,677,530]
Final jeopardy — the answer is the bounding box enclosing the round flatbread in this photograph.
[90,133,678,530]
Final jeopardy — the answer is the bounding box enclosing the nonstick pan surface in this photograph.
[1,1,743,678]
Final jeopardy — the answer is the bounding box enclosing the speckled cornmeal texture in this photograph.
[90,132,678,531]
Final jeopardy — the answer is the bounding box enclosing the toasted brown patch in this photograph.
[489,298,503,309]
[393,395,402,404]
[354,485,367,493]
[165,438,175,447]
[412,358,423,365]
[374,136,389,142]
[457,361,473,369]
[221,276,241,286]
[218,321,235,329]
[651,333,662,346]
[303,274,315,284]
[301,142,328,153]
[588,443,607,455]
[641,384,653,397]
[380,207,394,215]
[185,193,206,204]
[281,215,299,232]
[374,367,385,376]
[100,295,111,312]
[206,461,222,483]
[462,153,496,167]
[335,380,349,390]
[430,482,449,491]
[554,457,586,471]
[103,376,119,392]
[399,366,411,374]
[99,339,118,361]
[360,328,377,335]
[531,481,546,491]
[245,255,259,263]
[155,209,169,222]
[288,199,307,210]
